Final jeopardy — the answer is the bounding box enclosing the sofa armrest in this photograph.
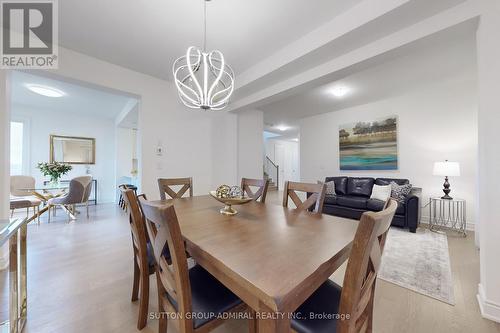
[405,194,420,232]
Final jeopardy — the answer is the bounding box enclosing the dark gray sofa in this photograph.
[321,176,420,233]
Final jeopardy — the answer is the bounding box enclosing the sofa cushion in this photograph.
[370,184,391,201]
[375,178,409,186]
[390,182,412,203]
[366,199,386,212]
[367,198,405,214]
[336,195,368,209]
[325,177,348,195]
[396,202,406,215]
[324,195,337,205]
[346,177,374,197]
[325,181,335,195]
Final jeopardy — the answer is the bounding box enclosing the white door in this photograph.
[275,144,285,190]
[291,143,299,181]
[284,146,293,184]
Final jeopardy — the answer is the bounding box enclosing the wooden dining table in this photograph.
[151,195,359,332]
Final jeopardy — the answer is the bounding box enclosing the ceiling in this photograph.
[260,21,477,137]
[11,71,138,120]
[58,0,363,80]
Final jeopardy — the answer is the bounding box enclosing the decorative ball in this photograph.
[229,186,243,198]
[216,185,231,198]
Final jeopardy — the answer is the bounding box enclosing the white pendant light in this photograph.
[173,0,234,110]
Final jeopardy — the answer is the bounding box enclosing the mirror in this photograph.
[50,135,95,164]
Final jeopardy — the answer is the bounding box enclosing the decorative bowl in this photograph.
[209,191,253,215]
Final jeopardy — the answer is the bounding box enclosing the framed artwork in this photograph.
[339,116,397,170]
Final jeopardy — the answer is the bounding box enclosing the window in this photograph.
[10,120,28,175]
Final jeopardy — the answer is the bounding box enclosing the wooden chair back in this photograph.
[119,186,149,273]
[282,181,326,213]
[158,177,193,200]
[337,199,397,333]
[139,197,193,332]
[240,178,270,203]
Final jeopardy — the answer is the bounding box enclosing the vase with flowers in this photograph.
[37,161,72,186]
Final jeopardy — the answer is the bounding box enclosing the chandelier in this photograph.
[173,0,234,110]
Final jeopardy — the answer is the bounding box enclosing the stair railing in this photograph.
[264,156,279,188]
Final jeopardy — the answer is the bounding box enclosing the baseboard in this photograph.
[420,216,475,231]
[477,284,500,323]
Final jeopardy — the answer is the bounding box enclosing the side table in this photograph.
[429,197,466,236]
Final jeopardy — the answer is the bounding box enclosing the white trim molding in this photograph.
[477,283,500,323]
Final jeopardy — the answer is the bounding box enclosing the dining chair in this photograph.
[119,186,161,330]
[138,197,251,333]
[291,199,398,333]
[241,178,270,203]
[283,181,326,213]
[47,175,93,222]
[118,184,138,211]
[10,175,42,223]
[158,177,193,200]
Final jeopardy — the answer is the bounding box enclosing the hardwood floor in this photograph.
[1,192,499,333]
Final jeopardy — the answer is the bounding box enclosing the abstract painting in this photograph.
[339,116,398,170]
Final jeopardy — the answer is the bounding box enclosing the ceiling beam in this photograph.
[229,0,480,112]
[235,0,412,90]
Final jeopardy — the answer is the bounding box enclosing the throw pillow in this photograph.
[370,184,391,202]
[325,181,336,196]
[390,182,412,203]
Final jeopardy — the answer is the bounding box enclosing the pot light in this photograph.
[330,85,349,98]
[292,138,299,142]
[276,125,288,132]
[26,84,65,97]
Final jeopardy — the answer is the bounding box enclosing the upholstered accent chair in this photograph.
[48,176,93,222]
[10,175,42,223]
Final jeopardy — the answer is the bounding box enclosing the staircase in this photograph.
[264,172,278,191]
[264,156,279,191]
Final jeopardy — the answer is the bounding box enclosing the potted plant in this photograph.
[37,161,72,186]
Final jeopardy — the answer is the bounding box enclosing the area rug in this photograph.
[378,227,455,305]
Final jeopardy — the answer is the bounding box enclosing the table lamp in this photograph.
[433,160,460,199]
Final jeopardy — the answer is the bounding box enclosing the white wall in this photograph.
[11,105,117,203]
[300,76,478,227]
[264,138,300,189]
[0,71,10,269]
[237,110,264,181]
[476,0,500,322]
[211,113,238,187]
[115,127,139,199]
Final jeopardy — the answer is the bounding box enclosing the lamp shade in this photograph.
[433,161,460,176]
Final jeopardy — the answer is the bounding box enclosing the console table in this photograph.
[429,197,467,236]
[0,218,28,333]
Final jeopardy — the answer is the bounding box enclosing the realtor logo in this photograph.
[1,0,58,68]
